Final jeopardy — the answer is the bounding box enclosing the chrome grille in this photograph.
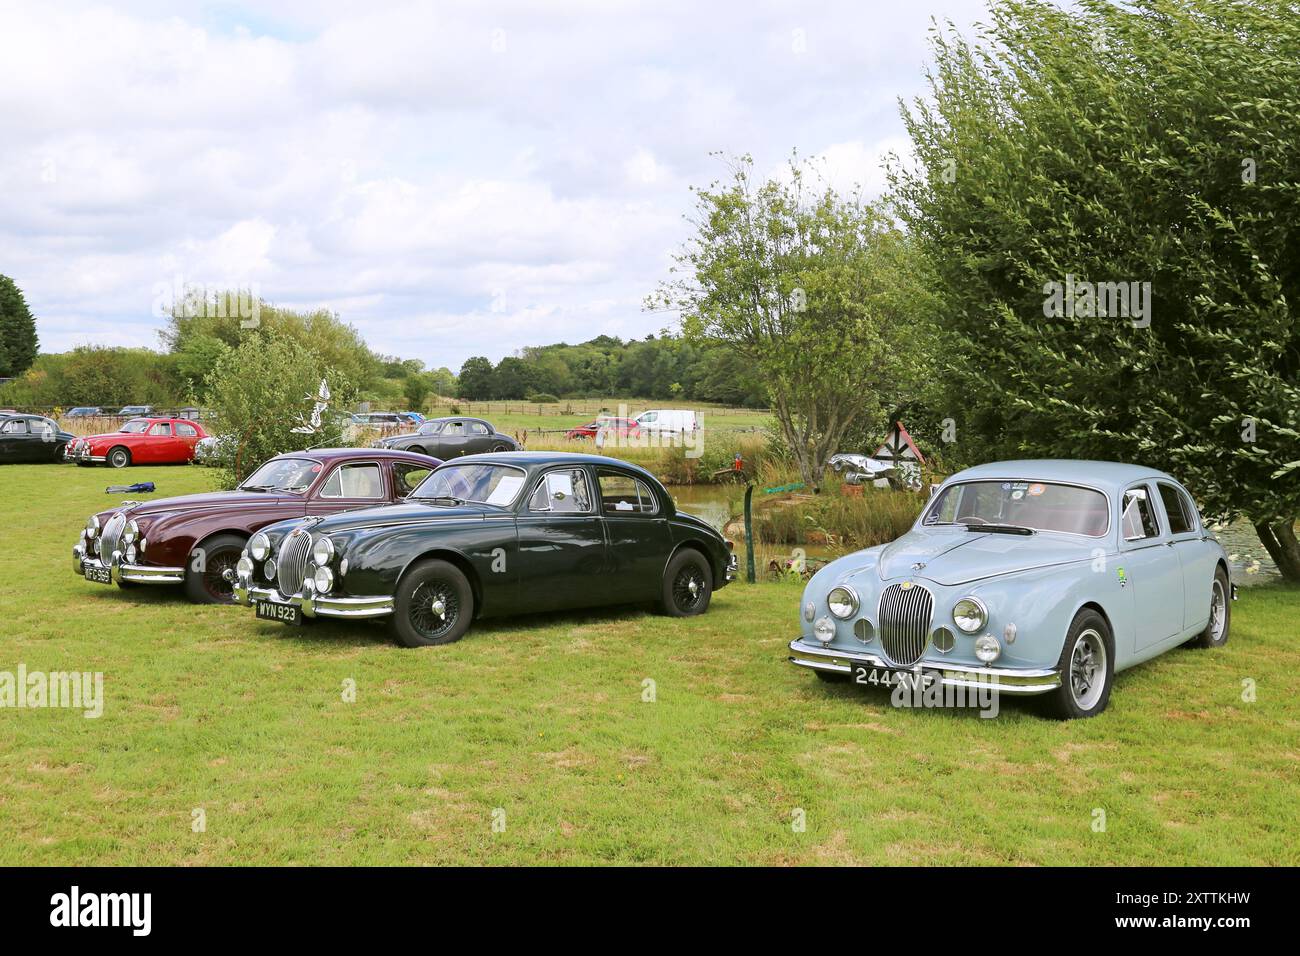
[99,512,127,564]
[878,582,934,666]
[276,528,312,596]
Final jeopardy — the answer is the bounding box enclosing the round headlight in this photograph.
[953,597,988,634]
[974,634,1002,663]
[813,616,836,644]
[313,565,334,594]
[264,556,277,581]
[312,535,335,567]
[122,519,139,544]
[827,586,859,620]
[249,532,270,562]
[86,515,100,537]
[803,601,815,623]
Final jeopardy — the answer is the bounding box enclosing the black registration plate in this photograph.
[850,664,937,690]
[84,566,111,585]
[255,599,301,625]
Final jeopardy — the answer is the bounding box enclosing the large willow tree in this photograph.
[896,0,1300,581]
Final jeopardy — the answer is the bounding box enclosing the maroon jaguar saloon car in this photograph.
[73,448,441,604]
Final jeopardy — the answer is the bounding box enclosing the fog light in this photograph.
[974,634,1001,663]
[932,626,955,653]
[236,556,253,578]
[264,557,277,581]
[853,619,874,643]
[813,616,835,644]
[313,565,334,594]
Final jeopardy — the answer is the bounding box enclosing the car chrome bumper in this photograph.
[73,544,185,584]
[788,638,1061,694]
[64,446,106,463]
[233,581,394,619]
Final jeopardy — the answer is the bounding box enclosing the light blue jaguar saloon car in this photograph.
[789,461,1233,718]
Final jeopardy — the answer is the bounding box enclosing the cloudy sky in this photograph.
[0,0,987,371]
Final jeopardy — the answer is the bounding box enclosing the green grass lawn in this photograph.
[1,463,1297,865]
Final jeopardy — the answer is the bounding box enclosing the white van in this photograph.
[633,409,701,434]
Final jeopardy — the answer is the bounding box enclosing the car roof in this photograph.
[286,447,442,463]
[448,450,661,480]
[945,459,1176,494]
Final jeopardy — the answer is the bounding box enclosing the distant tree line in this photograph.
[456,335,768,406]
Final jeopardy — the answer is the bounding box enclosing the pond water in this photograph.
[667,484,1284,587]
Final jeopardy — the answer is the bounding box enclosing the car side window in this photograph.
[529,468,593,514]
[443,422,466,437]
[468,422,489,435]
[393,462,431,497]
[1157,483,1194,535]
[176,423,199,438]
[147,422,171,436]
[598,471,659,515]
[320,462,385,498]
[2,419,28,434]
[1121,487,1160,541]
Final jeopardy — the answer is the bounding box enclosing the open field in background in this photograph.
[424,398,773,434]
[1,462,1297,865]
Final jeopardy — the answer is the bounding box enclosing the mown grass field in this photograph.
[1,463,1297,865]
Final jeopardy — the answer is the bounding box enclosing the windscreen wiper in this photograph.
[962,522,1036,535]
[419,495,464,506]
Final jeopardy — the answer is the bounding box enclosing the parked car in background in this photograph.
[0,413,74,463]
[64,417,208,467]
[566,417,640,440]
[74,448,442,604]
[235,452,737,644]
[116,405,155,417]
[372,416,518,458]
[789,460,1232,719]
[351,412,403,427]
[398,411,426,425]
[192,433,237,466]
[66,406,104,418]
[632,409,700,434]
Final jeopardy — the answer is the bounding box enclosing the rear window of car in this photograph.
[924,480,1110,536]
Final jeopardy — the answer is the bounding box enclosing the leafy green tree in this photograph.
[403,372,435,411]
[0,275,39,378]
[162,295,379,396]
[204,331,356,487]
[652,154,935,489]
[895,0,1300,580]
[457,356,496,399]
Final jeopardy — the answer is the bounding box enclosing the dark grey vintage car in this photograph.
[234,452,737,646]
[372,416,519,459]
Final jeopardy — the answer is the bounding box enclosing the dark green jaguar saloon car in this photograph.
[233,452,737,646]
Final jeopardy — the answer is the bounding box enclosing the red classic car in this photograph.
[565,417,641,440]
[64,417,209,468]
[72,448,442,603]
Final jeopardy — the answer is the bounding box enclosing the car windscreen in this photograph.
[418,421,445,435]
[239,457,321,493]
[410,463,526,506]
[922,480,1110,536]
[119,419,149,433]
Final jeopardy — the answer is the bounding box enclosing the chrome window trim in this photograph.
[526,466,596,515]
[920,478,1113,538]
[1120,481,1162,543]
[318,460,387,500]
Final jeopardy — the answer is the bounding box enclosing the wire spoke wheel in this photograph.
[672,567,704,612]
[410,580,459,640]
[203,549,241,601]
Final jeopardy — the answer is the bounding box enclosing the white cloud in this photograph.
[0,0,988,370]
